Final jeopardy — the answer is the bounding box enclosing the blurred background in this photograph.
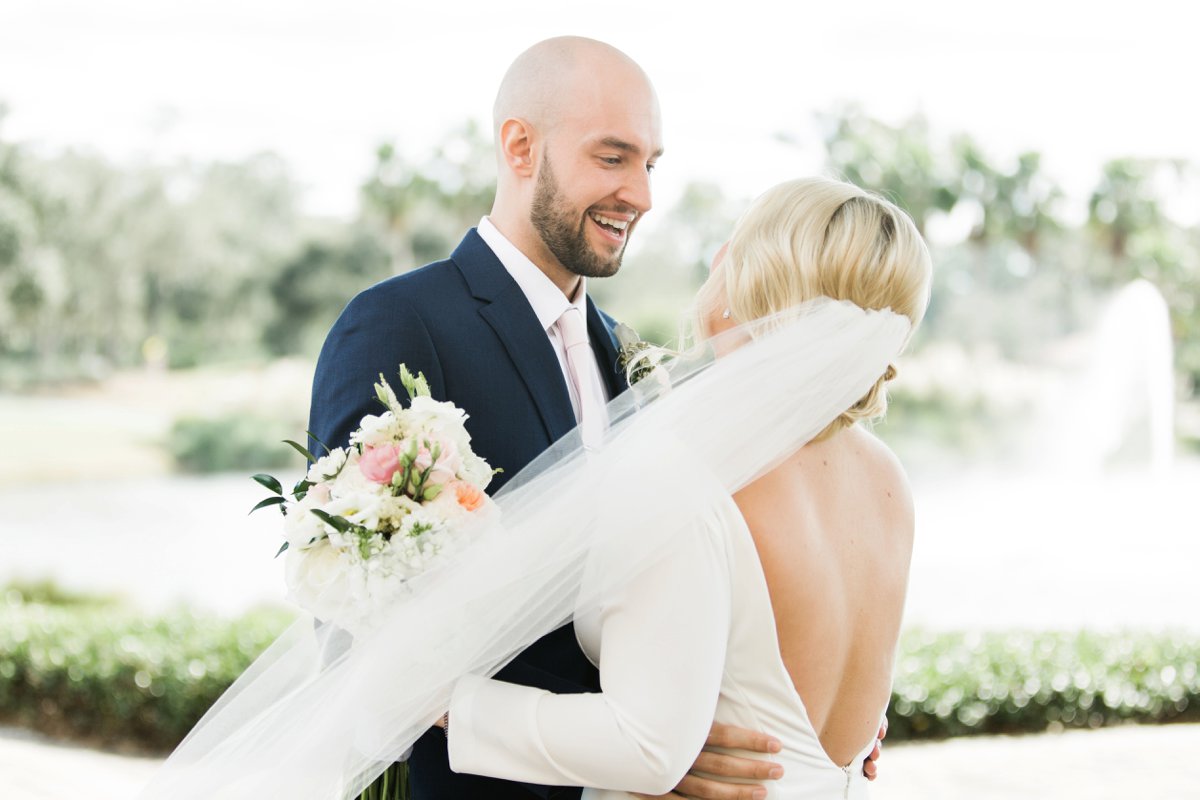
[1,1,1197,798]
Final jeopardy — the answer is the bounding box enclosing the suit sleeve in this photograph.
[307,286,445,454]
[446,520,732,795]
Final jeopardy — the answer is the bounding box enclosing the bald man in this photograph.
[308,37,871,800]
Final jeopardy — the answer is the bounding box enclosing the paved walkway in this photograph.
[3,722,1198,799]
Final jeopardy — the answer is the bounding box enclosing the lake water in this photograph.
[2,462,1197,629]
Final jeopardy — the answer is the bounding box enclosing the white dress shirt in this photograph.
[477,217,611,420]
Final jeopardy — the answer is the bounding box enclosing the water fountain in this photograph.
[1074,279,1176,474]
[902,278,1197,631]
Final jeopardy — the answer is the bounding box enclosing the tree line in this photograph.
[0,105,1196,405]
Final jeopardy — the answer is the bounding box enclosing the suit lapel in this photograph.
[586,299,628,397]
[452,231,577,442]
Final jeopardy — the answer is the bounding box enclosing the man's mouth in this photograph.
[588,211,634,244]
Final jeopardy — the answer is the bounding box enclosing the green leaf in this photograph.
[252,473,283,495]
[283,439,318,464]
[422,483,443,501]
[310,509,353,533]
[275,541,289,558]
[305,431,332,456]
[292,478,313,499]
[249,496,287,515]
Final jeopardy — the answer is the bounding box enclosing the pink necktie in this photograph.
[556,307,608,448]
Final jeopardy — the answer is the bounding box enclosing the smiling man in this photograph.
[309,36,799,800]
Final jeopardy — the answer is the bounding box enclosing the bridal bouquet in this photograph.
[252,366,497,636]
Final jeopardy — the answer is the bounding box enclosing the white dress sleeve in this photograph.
[446,511,734,795]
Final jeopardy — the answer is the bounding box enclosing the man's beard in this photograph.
[530,154,627,279]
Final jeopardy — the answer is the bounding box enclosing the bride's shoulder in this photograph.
[844,426,914,521]
[846,425,907,475]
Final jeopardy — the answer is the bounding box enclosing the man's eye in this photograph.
[646,162,657,174]
[601,156,621,166]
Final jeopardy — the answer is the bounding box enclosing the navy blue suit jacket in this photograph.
[308,229,627,800]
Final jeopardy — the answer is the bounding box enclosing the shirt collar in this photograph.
[478,216,588,333]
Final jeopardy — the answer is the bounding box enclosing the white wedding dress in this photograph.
[447,493,875,800]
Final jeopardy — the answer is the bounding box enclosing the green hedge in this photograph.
[1,589,1197,753]
[891,629,1199,738]
[167,413,302,473]
[0,593,291,750]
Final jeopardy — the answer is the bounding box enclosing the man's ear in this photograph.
[498,118,536,178]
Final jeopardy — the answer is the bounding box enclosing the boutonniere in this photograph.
[614,322,673,387]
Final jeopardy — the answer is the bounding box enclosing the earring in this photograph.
[721,309,732,319]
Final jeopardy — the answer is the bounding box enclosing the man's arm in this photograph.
[308,287,444,454]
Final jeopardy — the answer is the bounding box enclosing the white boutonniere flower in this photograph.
[614,322,673,387]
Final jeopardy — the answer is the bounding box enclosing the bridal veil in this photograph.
[138,297,911,799]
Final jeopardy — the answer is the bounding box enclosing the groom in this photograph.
[308,37,875,799]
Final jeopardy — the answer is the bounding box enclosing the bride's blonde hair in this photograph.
[695,177,932,440]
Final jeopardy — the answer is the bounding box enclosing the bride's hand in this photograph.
[633,722,782,800]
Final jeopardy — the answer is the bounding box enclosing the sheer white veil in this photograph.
[137,297,912,799]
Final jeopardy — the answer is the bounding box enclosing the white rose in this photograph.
[306,449,347,483]
[284,539,351,622]
[324,493,384,531]
[284,502,327,550]
[350,412,401,449]
[408,396,468,427]
[458,453,494,490]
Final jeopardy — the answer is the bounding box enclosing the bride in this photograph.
[140,176,931,799]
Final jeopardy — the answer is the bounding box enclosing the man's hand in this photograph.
[632,722,783,800]
[862,717,887,781]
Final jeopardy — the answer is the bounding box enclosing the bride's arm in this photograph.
[445,519,732,795]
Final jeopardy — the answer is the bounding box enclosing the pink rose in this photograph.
[359,445,402,485]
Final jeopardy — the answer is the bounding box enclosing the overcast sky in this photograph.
[2,0,1196,224]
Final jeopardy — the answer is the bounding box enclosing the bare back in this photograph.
[732,425,913,767]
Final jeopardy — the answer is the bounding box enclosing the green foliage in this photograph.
[0,594,292,750]
[816,106,960,236]
[1,585,1196,757]
[360,121,495,272]
[262,228,391,358]
[891,630,1200,739]
[3,103,1199,445]
[0,125,307,383]
[168,414,301,473]
[2,579,120,608]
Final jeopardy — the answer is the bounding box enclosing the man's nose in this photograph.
[616,167,653,216]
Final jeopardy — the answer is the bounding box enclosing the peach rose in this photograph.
[452,480,486,512]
